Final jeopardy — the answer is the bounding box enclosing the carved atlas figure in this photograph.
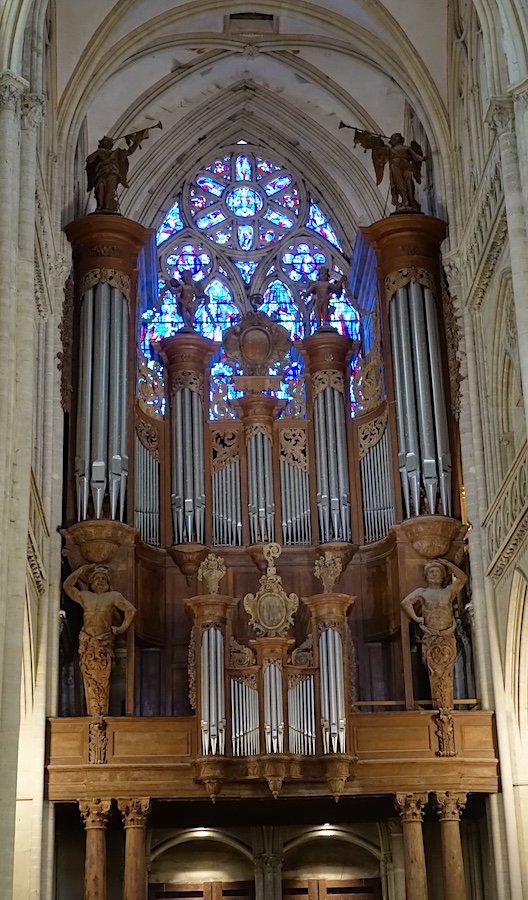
[63,564,136,716]
[343,124,426,212]
[86,122,162,212]
[401,558,467,709]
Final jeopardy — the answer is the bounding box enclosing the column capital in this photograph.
[511,77,528,111]
[21,93,46,130]
[0,71,28,111]
[394,792,429,822]
[118,798,151,828]
[486,97,515,136]
[79,798,112,829]
[254,852,284,872]
[435,791,467,822]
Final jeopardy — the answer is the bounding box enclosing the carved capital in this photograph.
[486,97,515,136]
[435,791,467,821]
[0,71,27,112]
[254,852,283,872]
[118,798,151,828]
[21,93,46,130]
[79,798,111,829]
[512,78,528,112]
[394,792,429,822]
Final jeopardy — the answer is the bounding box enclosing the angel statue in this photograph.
[353,129,426,212]
[301,265,348,330]
[86,122,162,212]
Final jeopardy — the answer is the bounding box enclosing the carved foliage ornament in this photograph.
[435,707,456,757]
[136,419,159,461]
[441,275,462,421]
[88,716,108,765]
[210,376,236,420]
[58,276,75,412]
[283,376,307,419]
[312,370,344,397]
[212,428,239,472]
[80,268,131,301]
[394,792,429,822]
[358,407,388,459]
[352,304,384,413]
[79,799,112,829]
[291,633,313,667]
[137,350,164,417]
[244,543,299,637]
[385,268,436,298]
[172,370,203,396]
[230,636,256,668]
[280,428,308,471]
[118,798,151,828]
[246,422,272,443]
[314,552,343,593]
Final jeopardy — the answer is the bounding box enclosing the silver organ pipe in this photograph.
[134,434,160,545]
[230,676,260,756]
[247,432,275,543]
[318,627,346,754]
[75,283,129,521]
[314,388,351,543]
[280,459,312,545]
[263,661,284,753]
[360,425,396,543]
[200,626,225,756]
[287,674,316,755]
[171,385,205,544]
[390,282,452,517]
[212,458,242,546]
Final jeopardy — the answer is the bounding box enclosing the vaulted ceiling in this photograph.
[56,0,454,232]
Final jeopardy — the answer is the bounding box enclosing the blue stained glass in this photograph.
[256,158,280,178]
[266,264,276,276]
[237,223,253,251]
[316,289,360,340]
[196,279,240,342]
[212,227,232,246]
[281,191,299,209]
[210,353,243,415]
[196,175,225,196]
[156,201,185,245]
[260,228,277,246]
[234,260,258,283]
[190,191,208,210]
[226,187,263,218]
[263,174,292,196]
[261,280,303,340]
[140,283,184,358]
[235,155,252,181]
[307,201,342,249]
[197,209,227,229]
[264,208,293,228]
[208,158,230,177]
[218,265,229,276]
[166,244,211,280]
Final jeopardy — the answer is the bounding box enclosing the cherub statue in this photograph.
[401,558,467,709]
[63,564,136,716]
[166,270,207,329]
[302,265,347,329]
[86,123,162,212]
[353,129,426,212]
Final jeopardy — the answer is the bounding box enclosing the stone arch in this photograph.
[505,567,528,744]
[150,828,253,863]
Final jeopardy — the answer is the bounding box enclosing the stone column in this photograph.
[487,98,528,427]
[118,798,151,900]
[394,792,429,900]
[254,852,283,900]
[436,792,468,900]
[79,799,111,900]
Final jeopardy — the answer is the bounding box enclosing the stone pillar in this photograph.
[79,799,111,900]
[254,852,283,900]
[118,798,151,900]
[394,792,429,900]
[435,792,468,900]
[387,819,406,900]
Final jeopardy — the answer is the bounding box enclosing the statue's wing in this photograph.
[410,140,424,184]
[117,149,130,188]
[85,154,97,192]
[372,145,389,185]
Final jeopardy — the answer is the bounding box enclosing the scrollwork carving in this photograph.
[211,428,239,472]
[358,408,388,459]
[245,422,272,442]
[88,716,108,764]
[312,370,344,397]
[435,707,456,757]
[198,554,226,595]
[385,267,436,298]
[291,633,313,667]
[283,376,307,418]
[135,419,159,461]
[210,376,236,419]
[79,268,131,301]
[172,370,203,396]
[315,552,342,593]
[137,351,164,417]
[280,428,308,471]
[352,304,384,413]
[230,637,255,668]
[244,543,299,637]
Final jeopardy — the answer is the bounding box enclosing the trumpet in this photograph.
[116,121,163,148]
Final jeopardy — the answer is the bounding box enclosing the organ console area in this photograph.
[49,210,498,900]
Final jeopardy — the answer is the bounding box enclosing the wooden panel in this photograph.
[150,882,254,900]
[455,715,497,758]
[351,712,435,758]
[107,718,194,762]
[47,719,88,765]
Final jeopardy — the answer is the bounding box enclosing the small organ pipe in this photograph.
[397,286,421,515]
[390,296,411,517]
[108,291,122,519]
[408,281,437,513]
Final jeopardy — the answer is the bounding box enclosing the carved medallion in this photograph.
[223,311,291,376]
[243,543,299,637]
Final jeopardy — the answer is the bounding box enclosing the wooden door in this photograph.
[283,879,382,900]
[150,881,255,900]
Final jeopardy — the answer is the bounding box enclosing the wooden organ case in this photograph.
[51,210,498,898]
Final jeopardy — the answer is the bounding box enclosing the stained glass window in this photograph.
[260,280,303,340]
[307,201,342,249]
[156,201,185,245]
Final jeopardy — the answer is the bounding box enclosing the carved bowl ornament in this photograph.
[223,311,291,376]
[243,543,299,637]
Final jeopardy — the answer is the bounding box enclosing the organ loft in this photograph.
[47,133,498,900]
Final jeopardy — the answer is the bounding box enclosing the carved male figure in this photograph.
[86,135,140,212]
[401,558,467,709]
[167,270,207,329]
[302,265,347,329]
[63,564,136,716]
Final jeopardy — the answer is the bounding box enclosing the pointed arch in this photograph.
[504,567,528,743]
